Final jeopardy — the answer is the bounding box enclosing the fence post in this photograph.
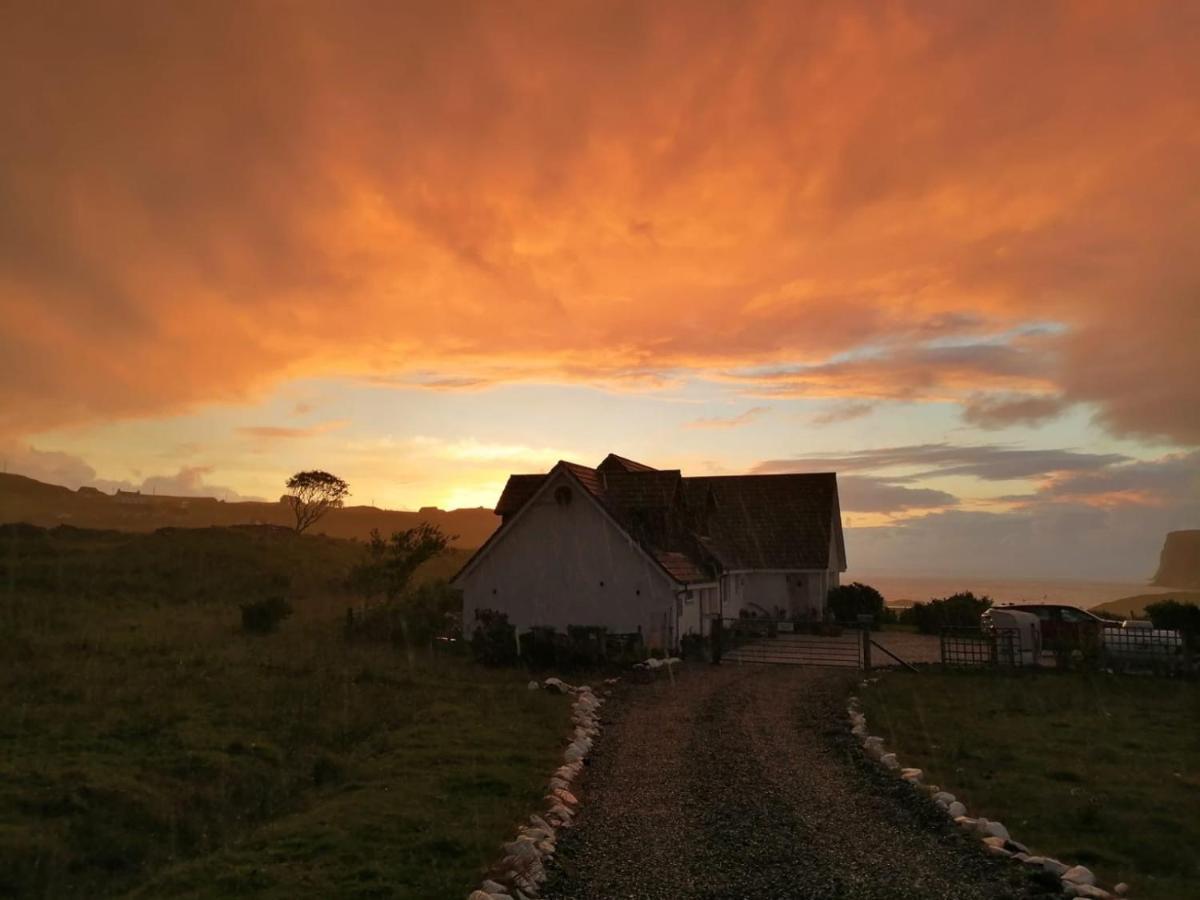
[861,623,872,671]
[711,617,723,665]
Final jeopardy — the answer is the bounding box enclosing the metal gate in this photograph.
[718,618,864,668]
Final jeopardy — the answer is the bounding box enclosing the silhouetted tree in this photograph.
[285,470,349,533]
[827,582,892,624]
[349,523,455,602]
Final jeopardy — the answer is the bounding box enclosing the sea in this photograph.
[842,574,1183,611]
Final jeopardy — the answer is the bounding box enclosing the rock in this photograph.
[984,820,1010,840]
[947,801,966,817]
[901,767,923,781]
[503,839,541,862]
[645,658,664,669]
[469,892,493,900]
[553,787,578,806]
[1012,852,1030,863]
[984,844,1011,857]
[954,816,978,829]
[982,836,1007,849]
[1070,886,1111,899]
[1063,865,1096,885]
[1004,838,1030,855]
[1021,855,1046,867]
[482,880,509,893]
[880,753,899,769]
[527,681,540,690]
[1113,884,1129,896]
[851,723,867,737]
[563,743,585,762]
[665,657,681,665]
[1042,859,1069,877]
[933,791,955,804]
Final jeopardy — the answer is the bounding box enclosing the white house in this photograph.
[451,453,846,650]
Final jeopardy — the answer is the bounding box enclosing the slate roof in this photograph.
[494,474,546,519]
[480,454,844,585]
[597,453,658,474]
[686,473,839,570]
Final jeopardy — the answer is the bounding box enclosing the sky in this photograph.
[1,1,1198,580]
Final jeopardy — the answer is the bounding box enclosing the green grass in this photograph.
[861,670,1200,900]
[0,525,564,899]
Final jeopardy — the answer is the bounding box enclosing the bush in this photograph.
[680,633,707,661]
[345,580,461,648]
[827,582,892,624]
[899,591,992,634]
[239,596,293,634]
[469,609,518,665]
[1145,599,1200,639]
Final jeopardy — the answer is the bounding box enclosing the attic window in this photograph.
[554,485,573,507]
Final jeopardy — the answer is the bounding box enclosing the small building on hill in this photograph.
[451,453,846,650]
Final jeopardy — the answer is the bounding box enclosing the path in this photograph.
[544,665,1041,899]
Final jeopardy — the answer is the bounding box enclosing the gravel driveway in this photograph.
[544,665,1045,900]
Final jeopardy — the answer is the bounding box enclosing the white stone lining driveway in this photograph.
[542,665,1044,900]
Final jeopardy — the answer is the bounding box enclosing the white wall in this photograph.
[722,570,831,619]
[458,470,679,648]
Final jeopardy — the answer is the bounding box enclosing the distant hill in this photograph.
[0,472,498,547]
[1153,530,1200,588]
[1091,590,1200,619]
[0,521,471,604]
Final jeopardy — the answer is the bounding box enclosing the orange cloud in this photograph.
[1,2,1197,442]
[685,407,770,430]
[237,420,349,440]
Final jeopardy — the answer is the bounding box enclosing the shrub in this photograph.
[1145,599,1200,639]
[680,633,707,661]
[347,525,453,603]
[899,591,993,634]
[346,580,462,648]
[827,582,892,624]
[469,609,518,665]
[239,596,293,634]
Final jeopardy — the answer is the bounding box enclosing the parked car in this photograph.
[979,608,1041,665]
[1102,621,1187,672]
[997,603,1109,647]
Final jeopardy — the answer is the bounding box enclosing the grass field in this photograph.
[861,670,1200,900]
[0,525,564,899]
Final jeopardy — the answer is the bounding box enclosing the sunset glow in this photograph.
[2,0,1197,578]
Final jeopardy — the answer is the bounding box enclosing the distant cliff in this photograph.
[0,473,499,547]
[1153,530,1200,588]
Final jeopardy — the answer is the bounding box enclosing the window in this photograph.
[554,485,572,506]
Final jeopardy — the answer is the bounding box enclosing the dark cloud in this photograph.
[962,393,1072,429]
[847,493,1200,581]
[1,441,254,500]
[809,401,876,426]
[837,476,958,514]
[754,443,1130,483]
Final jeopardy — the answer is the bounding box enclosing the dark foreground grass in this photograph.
[0,526,566,899]
[861,670,1200,900]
